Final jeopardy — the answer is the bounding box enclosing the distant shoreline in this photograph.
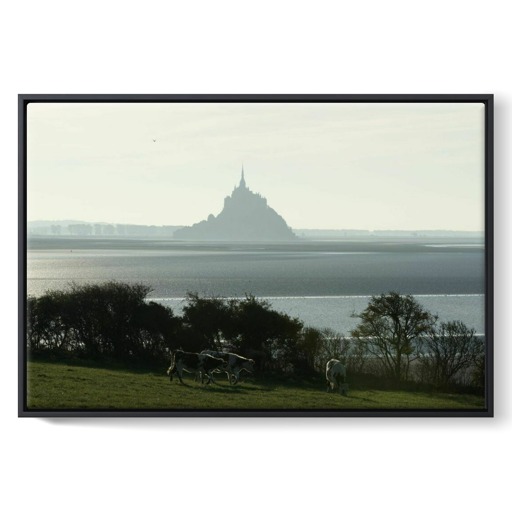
[27,220,484,240]
[27,235,484,254]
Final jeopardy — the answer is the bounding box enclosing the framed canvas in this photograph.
[18,94,493,417]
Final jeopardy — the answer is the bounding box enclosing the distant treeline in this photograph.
[27,282,485,393]
[294,229,484,238]
[28,221,484,239]
[28,223,182,237]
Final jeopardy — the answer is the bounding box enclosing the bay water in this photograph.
[27,237,486,335]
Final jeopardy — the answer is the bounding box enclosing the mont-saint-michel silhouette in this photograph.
[173,168,296,241]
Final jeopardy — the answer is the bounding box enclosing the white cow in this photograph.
[326,359,347,395]
[200,350,255,385]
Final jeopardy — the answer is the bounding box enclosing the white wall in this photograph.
[1,2,510,511]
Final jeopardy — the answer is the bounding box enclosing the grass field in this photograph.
[26,361,485,412]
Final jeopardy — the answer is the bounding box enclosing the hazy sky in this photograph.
[27,102,485,230]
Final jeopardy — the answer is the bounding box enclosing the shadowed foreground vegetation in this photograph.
[27,361,485,411]
[27,282,485,396]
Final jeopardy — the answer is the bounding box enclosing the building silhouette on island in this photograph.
[173,167,296,241]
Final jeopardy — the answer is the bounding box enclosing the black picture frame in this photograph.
[18,94,494,417]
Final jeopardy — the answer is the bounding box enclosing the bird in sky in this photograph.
[152,139,156,142]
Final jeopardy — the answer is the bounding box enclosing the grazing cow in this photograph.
[200,350,255,385]
[167,350,226,385]
[326,359,347,395]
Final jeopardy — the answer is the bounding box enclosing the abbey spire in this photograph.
[239,164,247,189]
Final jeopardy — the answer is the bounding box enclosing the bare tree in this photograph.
[351,292,436,383]
[419,321,484,389]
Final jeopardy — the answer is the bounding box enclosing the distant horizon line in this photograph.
[27,219,484,234]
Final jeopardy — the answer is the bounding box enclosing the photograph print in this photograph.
[19,95,493,416]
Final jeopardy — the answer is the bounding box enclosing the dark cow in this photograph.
[200,350,255,385]
[167,350,226,384]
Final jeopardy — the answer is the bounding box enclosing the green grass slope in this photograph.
[26,361,485,411]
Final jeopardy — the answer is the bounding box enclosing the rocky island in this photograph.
[174,168,296,241]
